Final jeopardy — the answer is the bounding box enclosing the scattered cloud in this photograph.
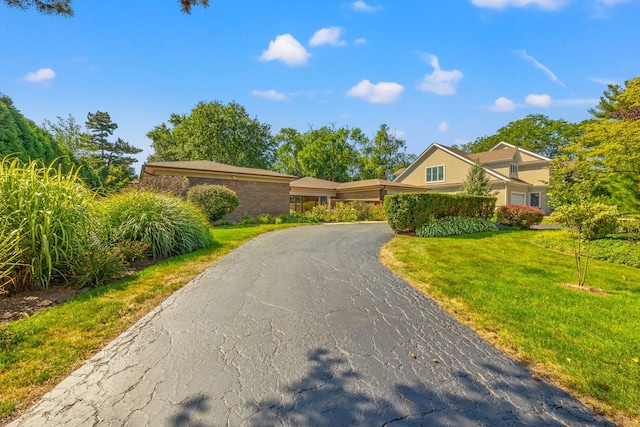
[417,55,464,95]
[525,93,552,107]
[354,37,368,45]
[251,90,290,101]
[392,129,406,138]
[260,34,310,67]
[517,50,565,86]
[350,1,382,12]
[310,27,346,47]
[471,0,567,9]
[490,97,517,112]
[438,121,450,131]
[347,79,405,104]
[23,67,56,82]
[587,76,620,85]
[595,0,632,5]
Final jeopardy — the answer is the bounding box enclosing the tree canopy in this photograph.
[147,100,276,169]
[359,124,415,181]
[2,0,208,16]
[550,76,640,212]
[461,114,581,158]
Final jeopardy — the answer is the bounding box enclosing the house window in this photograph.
[530,192,540,208]
[510,164,518,178]
[426,165,445,182]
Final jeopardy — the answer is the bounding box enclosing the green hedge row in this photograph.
[384,192,497,233]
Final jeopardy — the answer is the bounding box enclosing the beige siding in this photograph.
[518,163,549,186]
[400,149,472,186]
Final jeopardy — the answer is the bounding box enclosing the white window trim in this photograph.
[425,165,445,183]
[529,192,541,207]
[510,163,519,178]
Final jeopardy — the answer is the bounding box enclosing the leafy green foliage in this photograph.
[0,157,98,292]
[550,202,620,286]
[460,161,493,196]
[460,114,580,158]
[384,193,497,233]
[359,124,415,180]
[416,216,497,237]
[147,100,275,169]
[3,0,209,16]
[101,190,214,259]
[296,126,362,182]
[186,184,239,223]
[495,204,544,229]
[532,230,640,268]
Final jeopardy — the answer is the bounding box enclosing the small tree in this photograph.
[550,201,619,286]
[187,184,239,223]
[460,161,493,196]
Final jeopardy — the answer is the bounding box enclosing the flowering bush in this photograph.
[495,204,544,229]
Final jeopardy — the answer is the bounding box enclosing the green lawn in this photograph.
[381,230,640,424]
[0,223,302,423]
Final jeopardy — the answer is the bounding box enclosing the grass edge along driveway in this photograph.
[380,230,640,427]
[0,223,302,424]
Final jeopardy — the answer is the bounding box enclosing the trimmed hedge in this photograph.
[384,193,496,233]
[496,204,544,229]
[416,216,498,237]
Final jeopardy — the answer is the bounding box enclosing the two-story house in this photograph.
[394,142,551,213]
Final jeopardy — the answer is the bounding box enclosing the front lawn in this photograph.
[381,230,640,425]
[0,223,301,423]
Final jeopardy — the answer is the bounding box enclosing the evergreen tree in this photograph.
[460,161,493,196]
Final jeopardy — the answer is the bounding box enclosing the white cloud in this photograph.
[587,76,620,85]
[417,55,464,95]
[347,79,405,104]
[596,0,632,5]
[525,93,552,107]
[350,1,382,12]
[490,97,517,112]
[518,50,565,86]
[354,37,367,45]
[471,0,567,9]
[392,129,406,138]
[309,27,346,47]
[260,34,310,67]
[438,121,450,131]
[23,67,56,82]
[251,90,290,101]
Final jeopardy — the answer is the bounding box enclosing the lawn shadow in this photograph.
[246,347,614,426]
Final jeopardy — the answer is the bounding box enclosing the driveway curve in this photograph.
[10,223,613,426]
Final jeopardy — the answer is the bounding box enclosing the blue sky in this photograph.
[2,0,639,172]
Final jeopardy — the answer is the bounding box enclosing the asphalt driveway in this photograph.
[10,223,613,426]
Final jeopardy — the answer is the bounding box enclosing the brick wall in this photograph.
[187,177,291,222]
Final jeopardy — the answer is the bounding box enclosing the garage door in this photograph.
[511,193,526,205]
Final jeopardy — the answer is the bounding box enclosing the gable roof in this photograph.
[490,141,551,162]
[142,161,298,179]
[290,177,424,191]
[466,147,520,164]
[394,143,509,183]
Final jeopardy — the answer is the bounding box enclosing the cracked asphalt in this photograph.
[9,223,614,426]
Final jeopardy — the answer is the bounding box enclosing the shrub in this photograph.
[416,216,497,237]
[384,193,496,233]
[334,202,359,222]
[304,205,336,222]
[186,184,239,223]
[69,226,126,289]
[255,213,276,224]
[366,203,387,221]
[618,219,640,235]
[0,158,98,291]
[138,175,189,196]
[101,190,214,259]
[495,204,545,229]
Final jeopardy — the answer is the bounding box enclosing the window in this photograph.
[426,165,445,182]
[510,164,518,178]
[530,192,540,208]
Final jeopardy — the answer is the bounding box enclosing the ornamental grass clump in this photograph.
[0,157,98,292]
[101,190,214,259]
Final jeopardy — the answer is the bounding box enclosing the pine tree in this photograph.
[460,161,493,196]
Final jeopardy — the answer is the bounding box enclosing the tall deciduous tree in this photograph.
[297,126,361,182]
[461,114,580,158]
[147,100,276,169]
[273,128,305,177]
[3,0,208,16]
[553,76,640,212]
[359,124,415,180]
